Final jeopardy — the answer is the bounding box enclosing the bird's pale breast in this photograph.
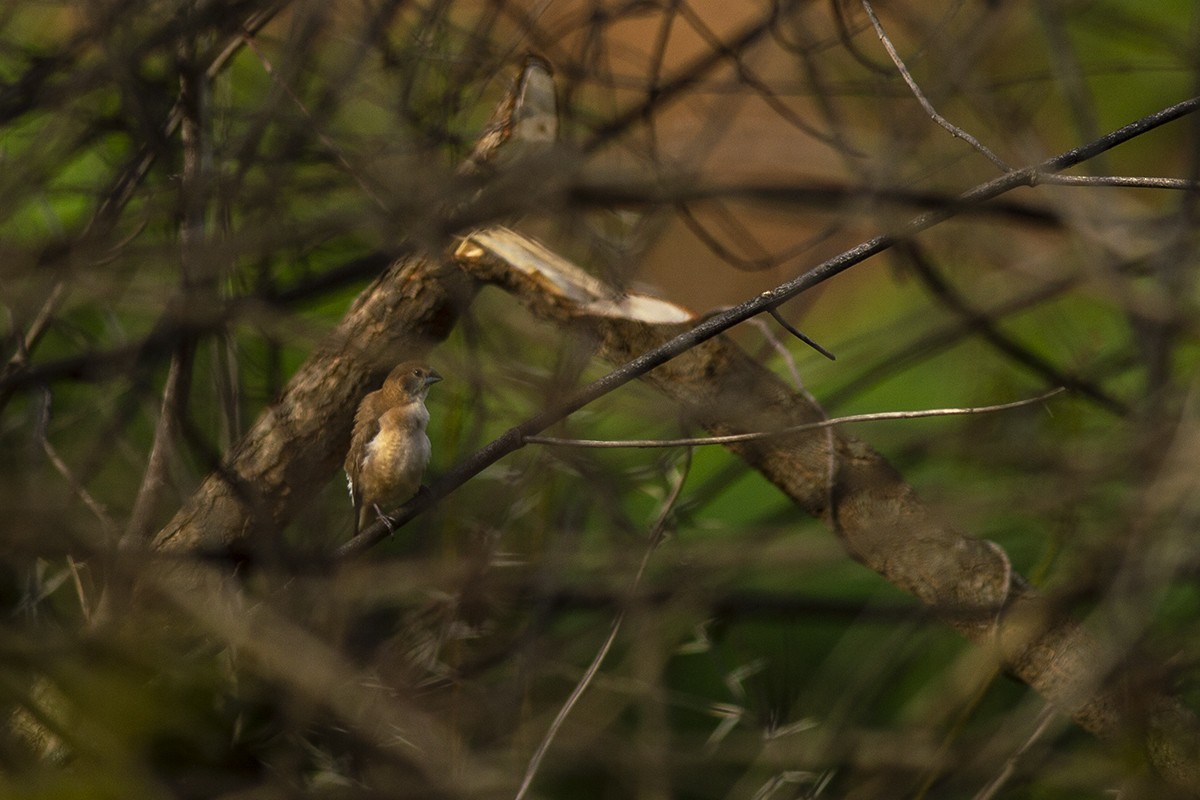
[357,402,431,508]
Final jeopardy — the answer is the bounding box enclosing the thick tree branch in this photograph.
[452,226,1200,792]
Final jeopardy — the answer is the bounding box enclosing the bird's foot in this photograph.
[373,504,396,537]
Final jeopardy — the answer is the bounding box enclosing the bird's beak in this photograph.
[426,370,443,387]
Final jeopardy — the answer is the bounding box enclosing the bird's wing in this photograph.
[346,392,381,533]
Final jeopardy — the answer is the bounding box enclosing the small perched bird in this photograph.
[345,361,442,534]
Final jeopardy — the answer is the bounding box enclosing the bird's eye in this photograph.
[412,369,422,377]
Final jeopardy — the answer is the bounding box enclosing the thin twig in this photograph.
[127,41,209,543]
[1033,174,1200,190]
[675,0,850,149]
[750,313,840,549]
[0,280,67,411]
[767,306,836,360]
[514,618,621,800]
[241,35,388,211]
[67,555,91,624]
[126,350,194,540]
[523,388,1064,448]
[36,390,118,538]
[571,177,1060,225]
[972,706,1060,800]
[583,5,787,153]
[745,317,805,390]
[897,241,1127,415]
[514,453,691,800]
[860,0,1011,172]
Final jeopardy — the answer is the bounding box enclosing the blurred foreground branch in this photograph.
[132,58,1200,791]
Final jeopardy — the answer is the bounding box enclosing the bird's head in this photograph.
[383,361,442,400]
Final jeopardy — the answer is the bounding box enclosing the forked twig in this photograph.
[860,0,1011,172]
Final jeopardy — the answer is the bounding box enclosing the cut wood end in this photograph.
[455,228,694,325]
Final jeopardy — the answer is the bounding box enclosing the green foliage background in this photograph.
[2,1,1199,798]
